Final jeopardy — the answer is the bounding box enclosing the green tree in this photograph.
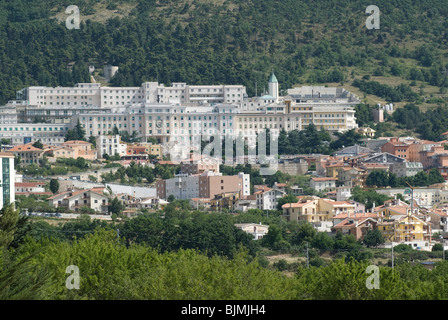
[276,194,298,210]
[65,119,86,142]
[0,203,19,249]
[363,228,385,248]
[109,197,124,215]
[49,179,59,194]
[88,136,96,148]
[32,140,43,149]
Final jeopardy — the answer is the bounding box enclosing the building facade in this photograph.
[0,152,15,209]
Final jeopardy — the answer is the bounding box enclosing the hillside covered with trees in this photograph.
[1,0,448,108]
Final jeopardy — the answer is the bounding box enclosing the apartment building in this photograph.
[97,135,127,158]
[408,140,441,162]
[390,162,424,178]
[156,171,249,200]
[377,213,431,248]
[381,137,410,160]
[0,152,15,209]
[254,185,286,210]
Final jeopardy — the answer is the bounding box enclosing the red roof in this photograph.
[63,140,91,145]
[282,200,314,208]
[15,182,46,188]
[311,177,337,181]
[9,145,43,152]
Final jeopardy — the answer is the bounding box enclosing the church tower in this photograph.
[268,70,279,103]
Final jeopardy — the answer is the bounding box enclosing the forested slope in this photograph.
[0,0,447,108]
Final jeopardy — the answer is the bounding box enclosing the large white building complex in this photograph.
[1,72,360,155]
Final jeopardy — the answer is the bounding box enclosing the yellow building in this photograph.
[376,203,431,246]
[210,191,241,211]
[139,142,163,160]
[377,214,431,244]
[357,127,376,138]
[326,163,345,178]
[282,197,356,224]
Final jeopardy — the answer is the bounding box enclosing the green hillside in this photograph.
[1,0,448,112]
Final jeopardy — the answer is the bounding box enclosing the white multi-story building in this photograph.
[16,81,247,108]
[0,123,69,145]
[97,135,127,158]
[10,75,359,151]
[0,152,15,209]
[156,171,249,200]
[254,186,285,210]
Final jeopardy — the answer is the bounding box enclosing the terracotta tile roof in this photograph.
[322,199,356,206]
[281,200,314,208]
[15,182,46,188]
[9,145,43,152]
[157,160,180,165]
[333,217,374,228]
[63,140,91,144]
[254,186,272,192]
[0,152,14,158]
[311,177,337,181]
[332,212,378,219]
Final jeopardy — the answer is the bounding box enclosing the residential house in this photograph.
[61,140,96,160]
[336,186,351,201]
[235,223,269,240]
[9,144,44,165]
[326,163,346,179]
[374,199,432,248]
[337,166,365,188]
[51,146,76,160]
[426,207,448,234]
[356,127,376,138]
[310,177,337,192]
[332,217,378,241]
[315,155,344,177]
[15,181,50,196]
[47,187,109,213]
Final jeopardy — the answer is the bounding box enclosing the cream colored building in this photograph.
[282,197,356,225]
